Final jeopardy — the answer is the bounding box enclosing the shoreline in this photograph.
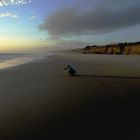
[0,53,48,70]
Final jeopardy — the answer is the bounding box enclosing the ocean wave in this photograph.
[0,53,48,69]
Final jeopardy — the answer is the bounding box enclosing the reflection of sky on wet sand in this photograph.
[0,53,49,69]
[0,57,33,69]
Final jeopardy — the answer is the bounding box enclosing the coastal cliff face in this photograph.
[83,42,140,55]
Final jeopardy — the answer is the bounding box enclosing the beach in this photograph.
[0,51,140,139]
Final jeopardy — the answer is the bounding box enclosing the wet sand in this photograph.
[0,52,140,139]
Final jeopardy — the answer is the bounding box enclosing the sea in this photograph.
[0,52,47,70]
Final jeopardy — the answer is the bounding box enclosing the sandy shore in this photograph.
[0,51,140,139]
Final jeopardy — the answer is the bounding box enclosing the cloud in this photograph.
[39,0,140,38]
[0,0,32,6]
[29,16,37,20]
[0,12,19,18]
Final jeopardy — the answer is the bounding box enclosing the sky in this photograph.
[0,0,140,52]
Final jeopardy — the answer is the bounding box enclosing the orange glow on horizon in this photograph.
[0,35,58,52]
[0,35,41,51]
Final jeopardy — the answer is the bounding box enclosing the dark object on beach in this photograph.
[64,64,77,76]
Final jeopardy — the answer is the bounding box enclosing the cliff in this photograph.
[83,42,140,55]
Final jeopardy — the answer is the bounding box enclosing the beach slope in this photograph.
[0,52,140,139]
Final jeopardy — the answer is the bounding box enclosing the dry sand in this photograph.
[0,51,140,139]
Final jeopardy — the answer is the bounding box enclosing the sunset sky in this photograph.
[0,0,140,51]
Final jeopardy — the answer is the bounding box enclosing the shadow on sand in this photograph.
[73,74,140,79]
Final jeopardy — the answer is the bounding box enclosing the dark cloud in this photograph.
[39,0,140,37]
